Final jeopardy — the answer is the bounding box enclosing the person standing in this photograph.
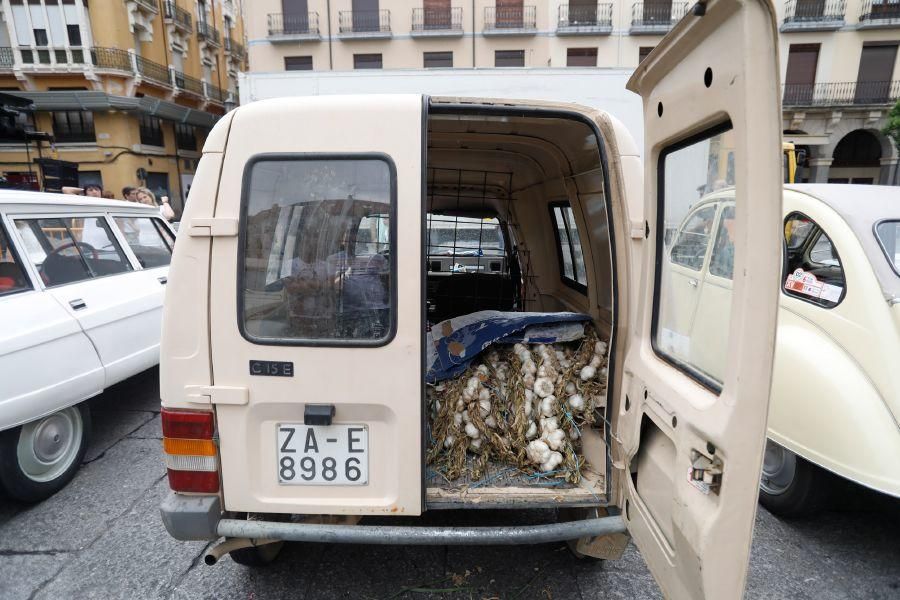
[135,187,157,207]
[84,184,103,198]
[122,186,138,202]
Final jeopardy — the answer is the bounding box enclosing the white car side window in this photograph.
[783,213,846,308]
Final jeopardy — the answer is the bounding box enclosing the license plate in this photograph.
[276,424,368,485]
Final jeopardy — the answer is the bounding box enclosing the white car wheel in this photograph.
[16,407,84,483]
[760,439,797,496]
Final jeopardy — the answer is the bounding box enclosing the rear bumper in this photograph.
[216,515,627,545]
[160,492,221,540]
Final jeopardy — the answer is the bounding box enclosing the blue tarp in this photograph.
[426,310,591,382]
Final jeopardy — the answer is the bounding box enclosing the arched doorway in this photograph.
[829,130,882,184]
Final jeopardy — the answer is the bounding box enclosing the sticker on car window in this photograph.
[784,268,842,304]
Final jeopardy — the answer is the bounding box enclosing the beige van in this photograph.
[158,1,784,597]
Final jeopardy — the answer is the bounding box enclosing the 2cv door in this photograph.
[620,0,783,598]
[208,96,424,516]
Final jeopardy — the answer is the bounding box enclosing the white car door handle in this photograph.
[69,298,87,310]
[157,276,168,285]
[688,279,698,288]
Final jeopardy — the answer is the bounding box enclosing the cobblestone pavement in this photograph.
[1,369,898,599]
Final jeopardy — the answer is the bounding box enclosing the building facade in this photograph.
[0,0,248,211]
[246,0,900,185]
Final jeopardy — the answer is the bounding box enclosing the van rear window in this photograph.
[240,156,396,345]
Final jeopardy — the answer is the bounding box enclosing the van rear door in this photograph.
[622,0,782,598]
[207,96,424,516]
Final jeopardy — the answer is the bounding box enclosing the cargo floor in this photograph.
[425,457,607,509]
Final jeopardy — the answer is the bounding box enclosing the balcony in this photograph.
[174,70,203,97]
[90,47,132,72]
[630,2,688,34]
[0,47,14,70]
[224,36,246,61]
[204,82,226,104]
[135,54,171,87]
[557,3,613,35]
[858,0,900,28]
[128,0,159,14]
[484,5,537,35]
[17,46,89,69]
[197,21,221,47]
[163,1,193,33]
[781,0,845,32]
[338,9,391,39]
[411,7,464,37]
[783,81,900,106]
[267,12,320,41]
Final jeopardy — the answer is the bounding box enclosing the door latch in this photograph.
[688,449,723,495]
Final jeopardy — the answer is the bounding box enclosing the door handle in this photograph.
[688,279,699,288]
[157,276,168,285]
[69,298,86,310]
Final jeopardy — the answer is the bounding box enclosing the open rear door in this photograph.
[622,1,781,598]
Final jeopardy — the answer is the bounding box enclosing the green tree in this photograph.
[884,99,900,152]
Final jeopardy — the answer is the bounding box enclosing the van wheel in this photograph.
[758,440,831,518]
[229,542,284,567]
[0,404,91,503]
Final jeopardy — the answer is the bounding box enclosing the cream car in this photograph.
[159,1,785,597]
[659,184,900,517]
[0,191,175,502]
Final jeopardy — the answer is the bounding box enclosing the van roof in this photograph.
[0,189,154,211]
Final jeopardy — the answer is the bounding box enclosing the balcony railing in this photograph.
[859,0,900,24]
[224,36,246,60]
[204,82,226,103]
[338,9,391,34]
[783,81,900,106]
[130,0,159,13]
[90,47,132,72]
[0,47,14,68]
[163,1,193,33]
[484,5,537,32]
[174,70,203,96]
[197,20,221,46]
[411,7,464,34]
[782,0,845,30]
[630,2,688,31]
[558,3,614,33]
[267,12,320,37]
[136,54,171,86]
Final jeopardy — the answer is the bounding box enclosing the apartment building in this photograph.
[246,0,900,185]
[0,0,248,210]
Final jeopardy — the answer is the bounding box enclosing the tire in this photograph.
[0,403,92,503]
[758,439,832,518]
[229,542,284,567]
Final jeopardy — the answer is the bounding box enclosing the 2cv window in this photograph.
[239,155,396,345]
[782,212,846,308]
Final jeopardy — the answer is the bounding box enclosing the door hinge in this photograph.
[187,217,239,238]
[688,450,723,495]
[185,384,249,405]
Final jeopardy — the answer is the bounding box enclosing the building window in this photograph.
[638,46,655,64]
[175,123,196,151]
[33,29,48,46]
[423,51,453,68]
[567,47,597,67]
[66,25,81,46]
[495,50,525,67]
[139,115,164,147]
[51,111,96,143]
[354,53,382,69]
[284,56,313,71]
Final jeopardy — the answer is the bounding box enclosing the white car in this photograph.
[0,191,174,502]
[660,184,900,516]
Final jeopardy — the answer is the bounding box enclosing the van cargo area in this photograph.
[423,105,614,509]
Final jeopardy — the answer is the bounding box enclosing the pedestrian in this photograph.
[159,195,176,221]
[135,186,157,207]
[102,190,116,200]
[122,186,138,202]
[84,183,103,198]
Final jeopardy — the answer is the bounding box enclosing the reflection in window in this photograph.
[114,217,173,268]
[241,158,394,343]
[0,225,31,296]
[656,125,736,387]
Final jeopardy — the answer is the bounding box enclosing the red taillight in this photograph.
[161,408,215,439]
[166,469,220,494]
[161,407,219,494]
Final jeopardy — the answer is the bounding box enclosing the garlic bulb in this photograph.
[484,415,497,429]
[478,388,490,402]
[565,382,576,395]
[444,434,456,448]
[589,355,602,369]
[534,377,554,398]
[539,396,557,417]
[521,360,537,375]
[453,412,463,426]
[579,365,597,381]
[525,421,538,439]
[526,440,551,464]
[541,451,564,472]
[523,373,535,389]
[464,422,480,439]
[543,428,566,451]
[478,398,491,418]
[470,438,482,450]
[568,394,585,412]
[540,416,559,431]
[595,341,608,356]
[476,364,490,381]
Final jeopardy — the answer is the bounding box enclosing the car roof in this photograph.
[0,189,154,211]
[786,184,900,223]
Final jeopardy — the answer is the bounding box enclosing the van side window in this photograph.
[0,224,31,296]
[549,202,587,292]
[669,205,717,271]
[709,205,736,279]
[783,213,845,308]
[113,217,173,268]
[15,217,132,287]
[655,124,736,390]
[240,156,395,345]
